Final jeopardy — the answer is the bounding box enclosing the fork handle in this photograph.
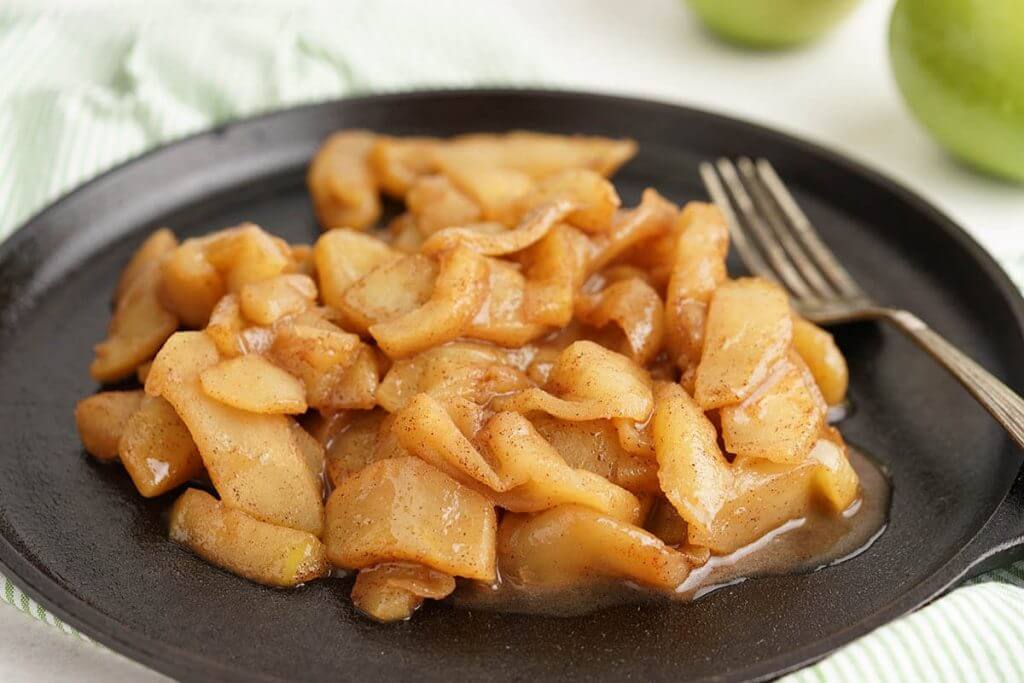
[883,309,1024,449]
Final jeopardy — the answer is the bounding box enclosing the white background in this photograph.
[1,0,1021,680]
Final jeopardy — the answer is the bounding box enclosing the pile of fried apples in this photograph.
[75,130,857,622]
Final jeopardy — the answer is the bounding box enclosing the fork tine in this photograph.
[736,158,834,301]
[714,158,814,299]
[698,161,774,281]
[754,159,866,300]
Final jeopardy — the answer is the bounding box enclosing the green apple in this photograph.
[685,0,862,49]
[890,0,1024,183]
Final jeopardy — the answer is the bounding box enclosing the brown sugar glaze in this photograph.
[451,446,889,617]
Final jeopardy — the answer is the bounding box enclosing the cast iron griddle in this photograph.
[0,90,1022,682]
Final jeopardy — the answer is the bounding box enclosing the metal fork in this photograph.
[700,157,1024,449]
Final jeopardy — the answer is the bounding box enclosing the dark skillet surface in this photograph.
[0,90,1023,683]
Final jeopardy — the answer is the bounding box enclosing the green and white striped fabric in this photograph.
[1,4,1022,681]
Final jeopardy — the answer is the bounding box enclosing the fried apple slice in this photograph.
[664,202,729,372]
[437,131,637,179]
[314,229,399,310]
[440,163,534,225]
[497,504,691,590]
[91,263,179,383]
[720,355,825,464]
[205,294,247,357]
[694,277,792,409]
[115,228,177,302]
[387,213,426,253]
[483,412,642,522]
[421,200,572,256]
[500,341,653,422]
[531,415,660,495]
[159,240,225,329]
[369,136,442,197]
[200,354,308,415]
[338,253,438,334]
[330,343,380,410]
[653,382,858,554]
[369,247,488,358]
[75,390,145,461]
[522,223,591,327]
[307,130,380,231]
[320,410,386,487]
[269,316,364,413]
[812,427,860,512]
[169,488,327,588]
[238,274,316,326]
[393,393,516,492]
[289,420,325,480]
[517,169,620,233]
[612,417,656,459]
[405,175,482,235]
[586,188,677,274]
[351,562,456,623]
[652,381,733,538]
[324,457,497,580]
[793,317,849,406]
[119,395,203,497]
[576,277,665,366]
[377,342,531,412]
[464,256,549,346]
[147,332,324,534]
[204,224,292,293]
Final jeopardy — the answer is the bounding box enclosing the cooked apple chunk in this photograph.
[436,131,637,181]
[238,274,316,326]
[91,263,178,383]
[522,223,590,328]
[792,317,849,406]
[119,395,203,497]
[464,256,549,346]
[497,504,692,590]
[586,189,676,274]
[653,382,859,554]
[169,488,327,588]
[115,228,177,302]
[75,390,144,461]
[351,562,456,623]
[392,393,516,492]
[531,415,659,495]
[338,253,438,334]
[517,169,620,233]
[376,342,530,413]
[200,355,308,415]
[307,130,380,231]
[421,200,572,256]
[204,224,292,294]
[313,229,398,310]
[720,355,826,464]
[483,412,642,523]
[321,410,391,487]
[369,247,489,358]
[405,175,482,236]
[663,202,729,372]
[369,136,442,197]
[575,277,665,367]
[147,332,324,535]
[694,277,793,409]
[500,341,653,422]
[324,457,497,581]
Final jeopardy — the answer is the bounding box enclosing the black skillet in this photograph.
[0,90,1022,682]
